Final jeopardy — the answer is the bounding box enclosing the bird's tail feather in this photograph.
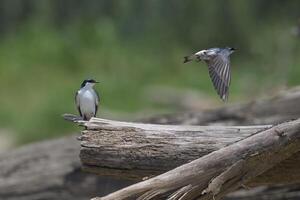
[183,55,193,63]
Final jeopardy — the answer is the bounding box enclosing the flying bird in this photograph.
[184,47,236,101]
[75,79,100,120]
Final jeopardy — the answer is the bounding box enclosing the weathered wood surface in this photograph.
[92,119,300,200]
[225,185,300,200]
[79,117,271,179]
[0,135,134,200]
[78,117,300,185]
[1,133,299,200]
[1,134,299,200]
[144,87,300,126]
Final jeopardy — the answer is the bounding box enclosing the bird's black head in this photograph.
[81,79,99,88]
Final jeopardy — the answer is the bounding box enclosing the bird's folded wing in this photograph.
[75,91,82,116]
[94,90,100,114]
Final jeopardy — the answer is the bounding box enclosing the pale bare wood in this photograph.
[78,117,300,185]
[79,117,272,180]
[92,118,300,200]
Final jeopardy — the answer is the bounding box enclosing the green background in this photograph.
[0,0,300,145]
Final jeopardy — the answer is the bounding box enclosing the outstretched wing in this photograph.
[75,91,82,117]
[205,54,231,101]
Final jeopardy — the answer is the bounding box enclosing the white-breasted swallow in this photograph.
[75,79,100,120]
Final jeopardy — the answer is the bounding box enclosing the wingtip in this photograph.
[221,94,228,102]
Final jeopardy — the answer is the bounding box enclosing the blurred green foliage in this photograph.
[0,0,300,144]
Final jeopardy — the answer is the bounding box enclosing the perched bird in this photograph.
[184,47,236,101]
[75,79,100,120]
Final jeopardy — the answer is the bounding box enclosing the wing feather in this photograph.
[93,89,100,116]
[205,54,231,101]
[75,91,82,117]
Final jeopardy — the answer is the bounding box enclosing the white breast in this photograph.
[78,90,96,119]
[195,49,216,60]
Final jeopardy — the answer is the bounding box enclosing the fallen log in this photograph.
[92,118,300,200]
[77,117,270,179]
[75,117,300,186]
[1,135,299,200]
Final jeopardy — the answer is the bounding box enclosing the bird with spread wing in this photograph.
[184,47,236,101]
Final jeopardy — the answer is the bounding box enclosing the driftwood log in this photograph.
[1,133,299,200]
[76,117,300,186]
[79,117,269,179]
[87,118,300,200]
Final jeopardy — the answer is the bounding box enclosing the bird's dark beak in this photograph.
[231,48,237,51]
